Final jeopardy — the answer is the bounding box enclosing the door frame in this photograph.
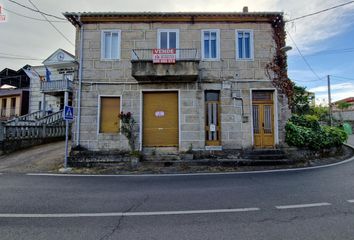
[250,88,279,147]
[139,89,181,151]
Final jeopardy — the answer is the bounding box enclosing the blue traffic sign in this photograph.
[63,106,74,120]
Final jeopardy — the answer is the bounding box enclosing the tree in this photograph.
[289,83,313,115]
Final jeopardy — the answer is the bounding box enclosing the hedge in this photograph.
[285,115,347,150]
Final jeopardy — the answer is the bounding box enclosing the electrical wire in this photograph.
[27,0,74,47]
[331,75,354,81]
[291,76,326,82]
[3,7,67,23]
[287,31,322,81]
[7,0,67,21]
[0,55,44,61]
[287,1,354,22]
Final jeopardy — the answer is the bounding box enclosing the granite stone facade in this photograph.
[66,12,291,152]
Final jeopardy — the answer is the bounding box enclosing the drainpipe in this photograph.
[76,15,84,146]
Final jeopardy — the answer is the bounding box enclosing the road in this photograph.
[1,155,354,240]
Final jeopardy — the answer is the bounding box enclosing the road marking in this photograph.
[25,153,354,177]
[347,200,354,203]
[0,208,260,218]
[275,202,331,210]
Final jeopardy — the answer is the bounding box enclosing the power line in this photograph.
[7,0,67,21]
[287,1,354,22]
[0,55,44,61]
[331,75,354,81]
[287,31,322,81]
[3,7,67,23]
[291,77,326,82]
[27,0,74,47]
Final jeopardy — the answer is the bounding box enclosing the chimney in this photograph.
[243,6,248,13]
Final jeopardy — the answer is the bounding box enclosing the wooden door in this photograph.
[143,92,178,147]
[205,91,221,146]
[252,91,274,148]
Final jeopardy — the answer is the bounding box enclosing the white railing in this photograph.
[40,79,73,92]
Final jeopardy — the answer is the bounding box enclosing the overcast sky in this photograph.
[0,0,353,103]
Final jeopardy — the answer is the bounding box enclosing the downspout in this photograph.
[76,15,84,146]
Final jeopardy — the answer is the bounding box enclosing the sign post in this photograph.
[60,106,74,172]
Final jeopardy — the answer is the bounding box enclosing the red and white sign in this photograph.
[152,49,176,64]
[0,4,7,23]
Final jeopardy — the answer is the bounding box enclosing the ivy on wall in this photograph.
[265,15,294,105]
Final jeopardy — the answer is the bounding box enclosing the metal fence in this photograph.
[131,48,199,61]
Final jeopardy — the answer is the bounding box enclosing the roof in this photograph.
[63,11,283,26]
[0,88,29,97]
[334,97,354,104]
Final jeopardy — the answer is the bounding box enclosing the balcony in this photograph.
[40,79,73,93]
[131,48,200,82]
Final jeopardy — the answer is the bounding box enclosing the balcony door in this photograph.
[158,29,179,58]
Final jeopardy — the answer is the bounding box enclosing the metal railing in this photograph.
[40,79,73,92]
[131,48,199,61]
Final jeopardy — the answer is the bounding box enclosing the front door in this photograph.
[252,91,275,148]
[205,91,221,146]
[143,92,178,147]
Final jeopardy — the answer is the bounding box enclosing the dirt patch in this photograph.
[0,141,66,173]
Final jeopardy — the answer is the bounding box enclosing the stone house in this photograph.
[64,9,291,154]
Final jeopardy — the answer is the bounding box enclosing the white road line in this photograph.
[347,200,354,203]
[275,202,331,210]
[25,154,354,177]
[0,208,260,218]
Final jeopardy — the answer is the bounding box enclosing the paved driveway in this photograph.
[0,141,65,173]
[347,134,354,146]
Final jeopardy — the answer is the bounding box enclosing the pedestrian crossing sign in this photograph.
[63,106,74,120]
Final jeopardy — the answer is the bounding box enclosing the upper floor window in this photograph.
[101,30,121,60]
[236,30,254,60]
[202,29,220,60]
[158,29,179,49]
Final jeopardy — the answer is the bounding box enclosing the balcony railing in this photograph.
[40,79,73,93]
[131,48,200,82]
[131,48,199,61]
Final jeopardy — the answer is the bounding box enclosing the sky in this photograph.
[0,0,354,104]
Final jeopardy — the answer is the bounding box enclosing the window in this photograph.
[236,30,253,60]
[101,30,121,60]
[201,30,220,60]
[99,97,121,133]
[158,29,179,49]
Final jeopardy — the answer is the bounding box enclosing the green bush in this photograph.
[285,116,347,150]
[289,114,320,130]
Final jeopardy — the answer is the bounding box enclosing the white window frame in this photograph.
[101,30,121,60]
[201,29,220,61]
[157,29,180,49]
[235,29,254,61]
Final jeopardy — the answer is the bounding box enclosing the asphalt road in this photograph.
[1,154,354,240]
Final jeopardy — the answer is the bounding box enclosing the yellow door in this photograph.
[252,91,274,148]
[143,92,178,147]
[100,97,120,133]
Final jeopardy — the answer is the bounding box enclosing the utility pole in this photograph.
[327,75,332,126]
